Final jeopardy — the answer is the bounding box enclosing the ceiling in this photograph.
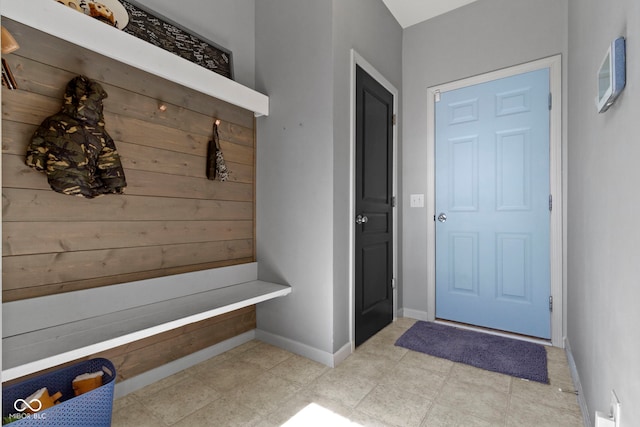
[381,0,479,28]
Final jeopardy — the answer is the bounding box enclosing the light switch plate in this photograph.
[410,194,424,208]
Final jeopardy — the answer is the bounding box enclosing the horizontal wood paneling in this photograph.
[3,239,254,290]
[3,258,255,302]
[3,220,254,256]
[3,123,253,182]
[2,153,253,199]
[2,23,257,302]
[2,189,253,222]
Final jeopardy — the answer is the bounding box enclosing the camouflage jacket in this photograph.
[25,75,127,198]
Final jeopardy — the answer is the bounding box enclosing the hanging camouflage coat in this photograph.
[25,75,127,198]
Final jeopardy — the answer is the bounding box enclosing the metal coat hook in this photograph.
[2,59,17,90]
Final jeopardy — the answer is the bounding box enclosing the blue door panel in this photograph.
[435,69,551,339]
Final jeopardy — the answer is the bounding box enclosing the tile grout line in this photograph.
[503,377,516,427]
[417,352,454,427]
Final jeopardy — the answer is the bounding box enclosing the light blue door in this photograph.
[435,69,551,339]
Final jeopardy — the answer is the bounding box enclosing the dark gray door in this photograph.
[355,65,394,346]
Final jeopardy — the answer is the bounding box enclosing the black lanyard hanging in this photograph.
[206,119,229,181]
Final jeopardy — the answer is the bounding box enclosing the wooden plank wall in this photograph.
[2,20,256,303]
[1,20,258,381]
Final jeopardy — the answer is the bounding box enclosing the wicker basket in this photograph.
[2,358,116,426]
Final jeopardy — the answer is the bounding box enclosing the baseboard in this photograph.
[114,330,255,398]
[255,329,351,368]
[114,327,353,399]
[565,337,591,427]
[333,341,352,367]
[399,308,429,321]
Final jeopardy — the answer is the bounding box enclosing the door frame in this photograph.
[426,55,564,347]
[349,49,399,350]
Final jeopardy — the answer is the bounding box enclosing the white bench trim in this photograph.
[2,264,290,382]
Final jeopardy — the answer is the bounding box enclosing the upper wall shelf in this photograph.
[1,0,269,117]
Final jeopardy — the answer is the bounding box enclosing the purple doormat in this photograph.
[395,321,548,383]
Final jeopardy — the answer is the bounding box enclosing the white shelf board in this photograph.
[2,280,290,382]
[1,0,269,116]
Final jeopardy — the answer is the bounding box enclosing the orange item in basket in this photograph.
[19,387,62,413]
[72,371,104,396]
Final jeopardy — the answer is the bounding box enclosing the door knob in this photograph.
[356,215,369,225]
[437,213,447,223]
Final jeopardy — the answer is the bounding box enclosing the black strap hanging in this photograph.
[206,119,229,181]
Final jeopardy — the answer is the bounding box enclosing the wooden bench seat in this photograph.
[2,263,290,382]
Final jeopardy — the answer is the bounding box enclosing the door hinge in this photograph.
[434,89,441,102]
[392,114,397,126]
[549,296,553,312]
[391,196,396,207]
[392,278,397,290]
[549,194,553,212]
[549,93,552,110]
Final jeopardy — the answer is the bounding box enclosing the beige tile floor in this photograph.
[111,318,584,427]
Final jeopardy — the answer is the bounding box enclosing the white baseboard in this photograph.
[333,342,352,367]
[114,328,354,399]
[399,308,429,321]
[565,337,591,427]
[114,330,255,398]
[255,329,351,368]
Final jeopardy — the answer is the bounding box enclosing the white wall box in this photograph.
[596,37,626,113]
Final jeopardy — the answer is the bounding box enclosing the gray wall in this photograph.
[567,0,640,424]
[133,0,255,88]
[401,0,568,318]
[255,0,402,360]
[254,0,335,358]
